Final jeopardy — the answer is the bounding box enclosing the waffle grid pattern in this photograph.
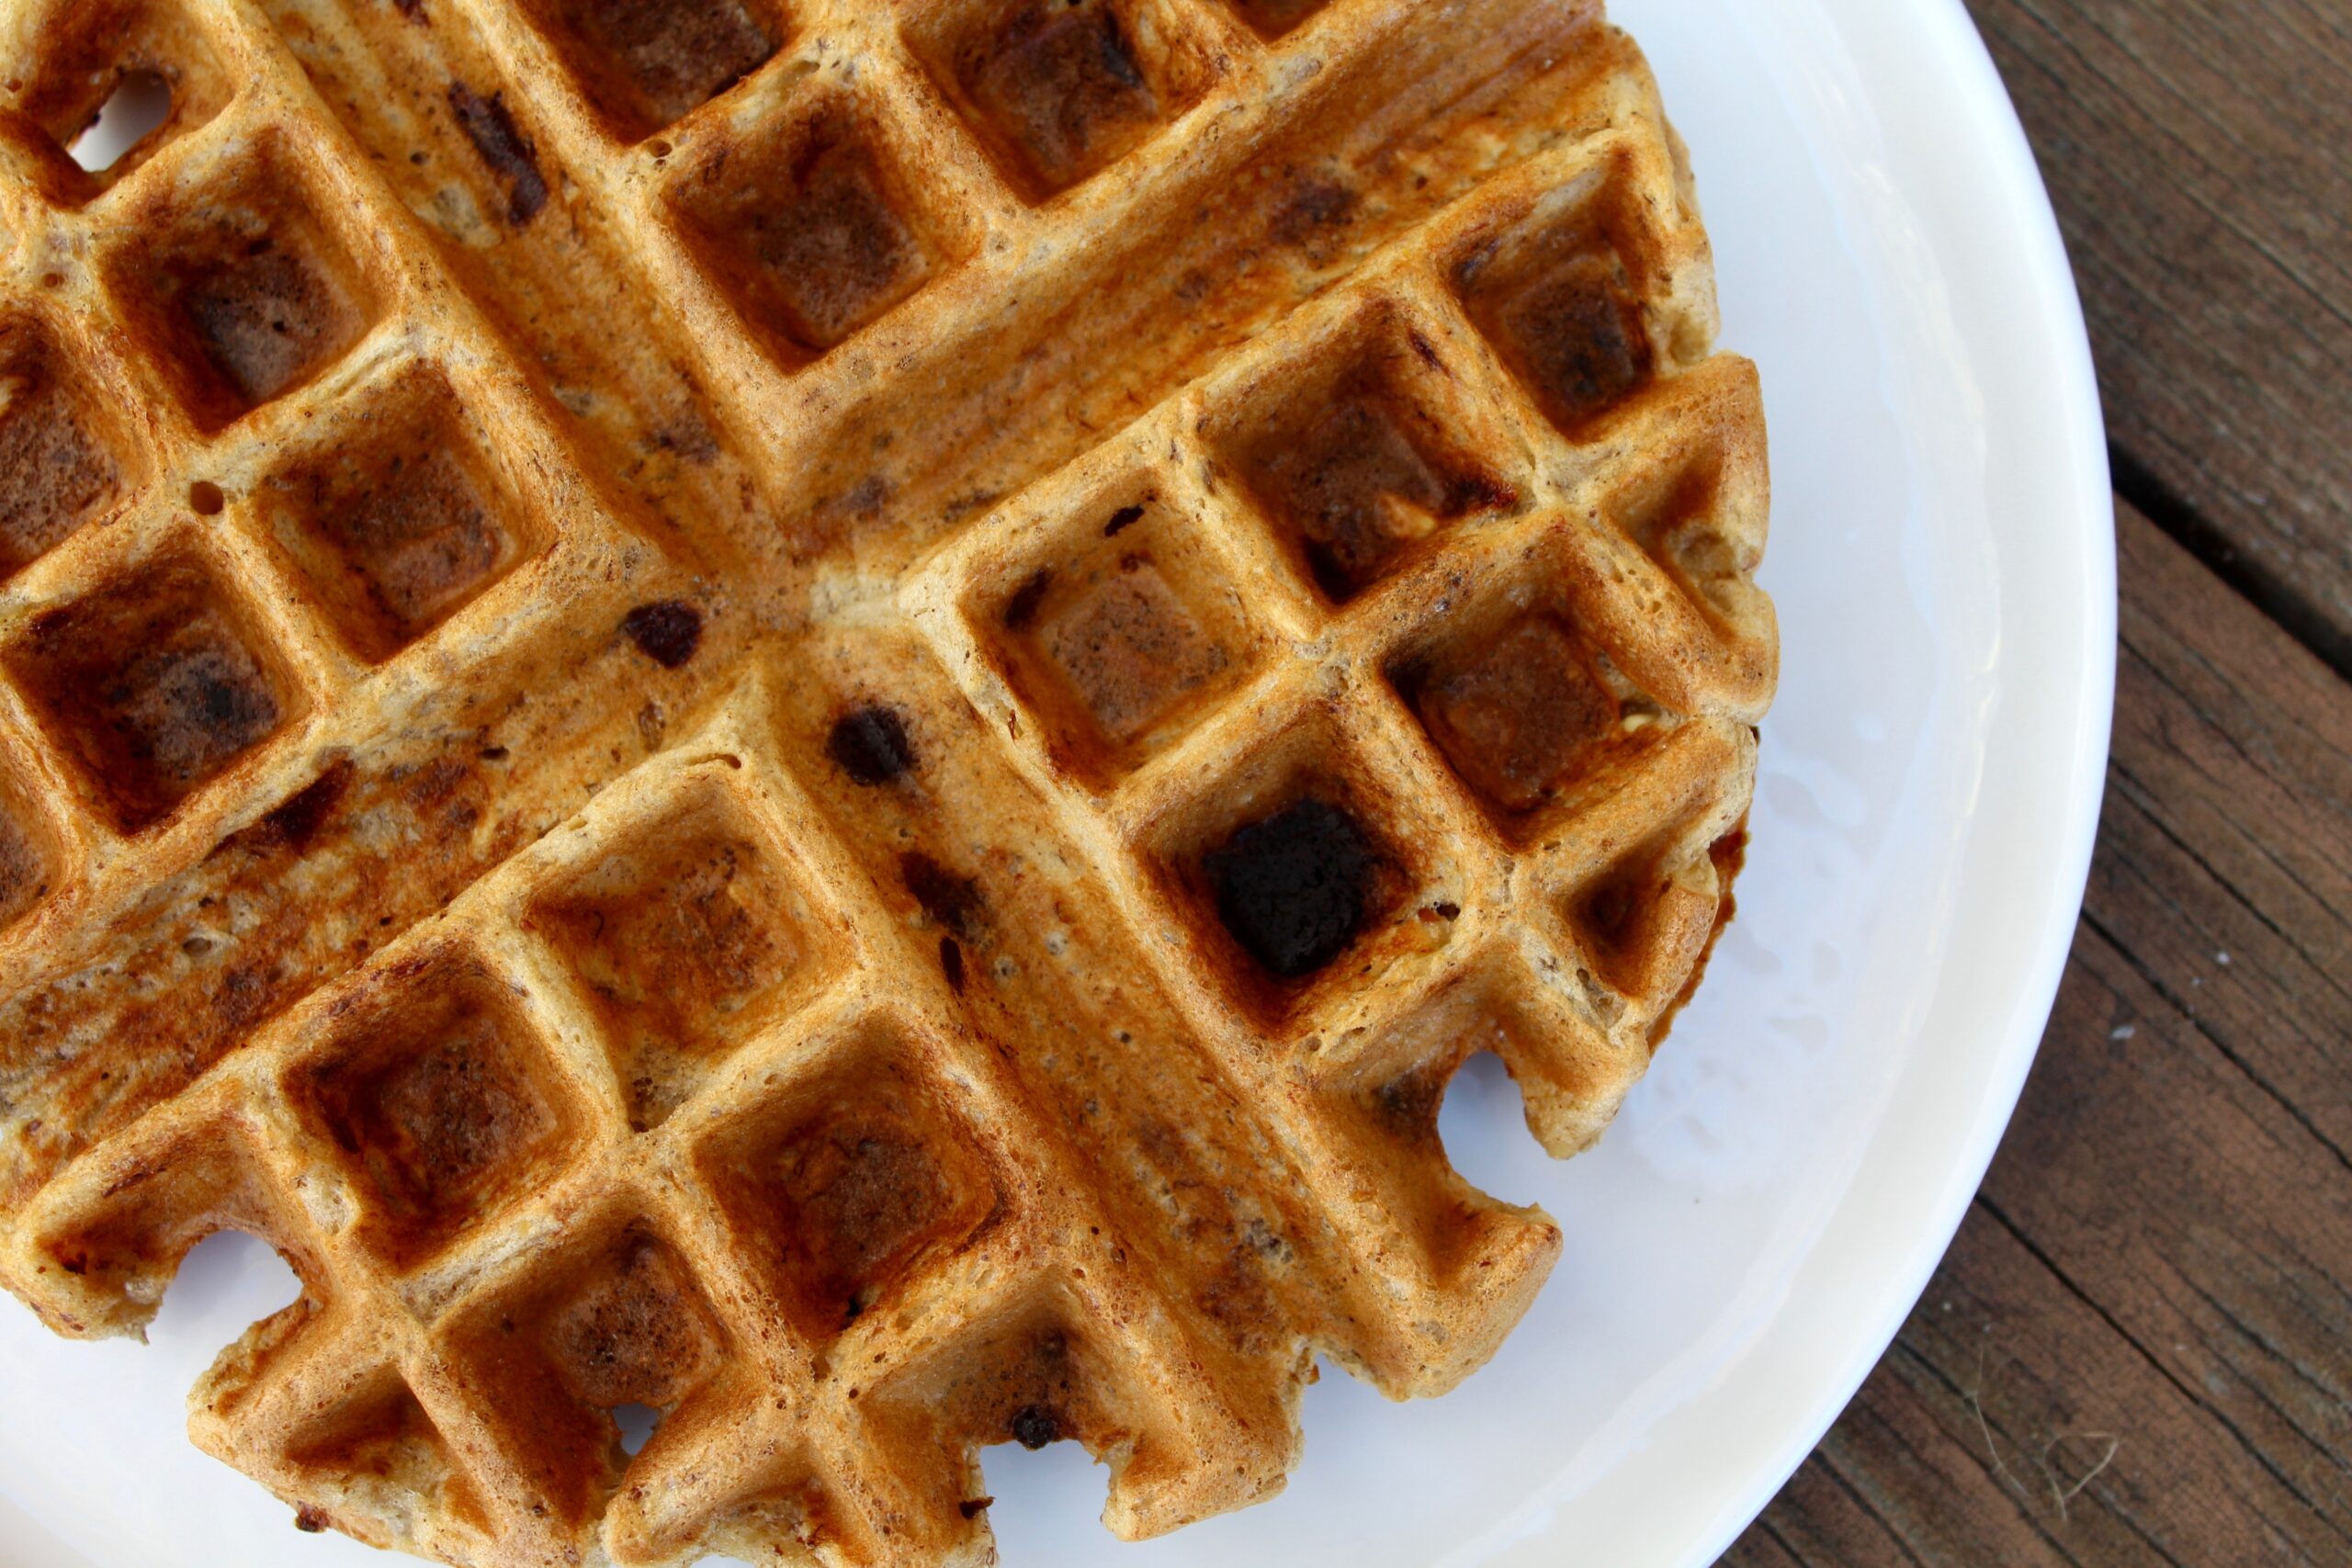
[0,0,1774,1562]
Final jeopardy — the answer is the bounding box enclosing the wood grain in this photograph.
[1961,0,2352,671]
[1726,505,2352,1563]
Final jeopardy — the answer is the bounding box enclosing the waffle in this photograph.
[0,0,1775,1561]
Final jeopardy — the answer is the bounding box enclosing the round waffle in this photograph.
[0,0,1775,1562]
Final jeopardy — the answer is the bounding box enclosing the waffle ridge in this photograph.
[0,0,1776,1562]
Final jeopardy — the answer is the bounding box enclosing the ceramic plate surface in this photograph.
[0,0,2112,1562]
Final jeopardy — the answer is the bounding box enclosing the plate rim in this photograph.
[0,2,2118,1563]
[1664,0,2118,1559]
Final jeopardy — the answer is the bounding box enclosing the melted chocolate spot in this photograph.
[1271,177,1357,245]
[899,852,982,939]
[1002,567,1054,630]
[250,761,356,855]
[446,83,548,224]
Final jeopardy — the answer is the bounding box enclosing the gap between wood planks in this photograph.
[2112,446,2352,687]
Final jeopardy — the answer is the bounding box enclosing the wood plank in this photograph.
[1977,1001,2352,1549]
[2098,510,2352,1163]
[1961,0,2352,667]
[1716,1519,1810,1568]
[1979,934,2352,1564]
[1726,505,2352,1562]
[1717,1453,1914,1568]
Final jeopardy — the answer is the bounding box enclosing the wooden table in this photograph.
[1724,3,2352,1562]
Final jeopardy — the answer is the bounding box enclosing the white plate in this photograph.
[0,0,2113,1563]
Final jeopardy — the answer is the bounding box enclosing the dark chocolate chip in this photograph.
[1205,798,1379,978]
[620,601,702,668]
[1009,1404,1060,1450]
[827,705,915,784]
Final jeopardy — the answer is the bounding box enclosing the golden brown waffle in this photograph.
[0,0,1775,1561]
